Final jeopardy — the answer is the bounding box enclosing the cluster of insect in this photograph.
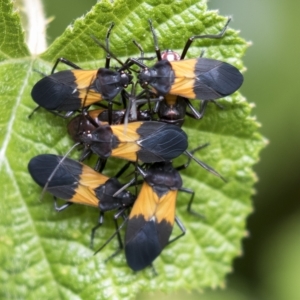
[28,18,243,272]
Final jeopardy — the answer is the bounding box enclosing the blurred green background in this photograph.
[42,0,300,299]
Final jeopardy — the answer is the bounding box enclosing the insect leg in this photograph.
[90,212,104,249]
[167,216,186,245]
[180,17,231,59]
[51,57,82,74]
[53,198,74,212]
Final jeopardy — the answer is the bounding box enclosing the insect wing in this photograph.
[28,154,108,207]
[167,59,198,99]
[137,122,188,162]
[125,182,177,271]
[194,58,243,99]
[70,69,104,106]
[110,122,142,161]
[169,58,243,100]
[31,70,101,111]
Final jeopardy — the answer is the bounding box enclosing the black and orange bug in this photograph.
[30,23,133,118]
[116,18,243,120]
[148,19,235,123]
[124,162,187,271]
[28,154,136,248]
[134,56,244,100]
[95,145,215,269]
[67,119,188,164]
[123,145,215,271]
[67,110,224,180]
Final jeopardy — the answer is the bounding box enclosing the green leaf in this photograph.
[0,0,29,60]
[0,0,266,299]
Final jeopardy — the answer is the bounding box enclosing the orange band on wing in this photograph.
[170,59,197,78]
[129,183,158,221]
[155,190,177,225]
[79,164,109,189]
[78,89,103,105]
[129,182,177,225]
[111,122,143,142]
[169,59,197,99]
[111,143,139,161]
[110,122,143,161]
[70,164,109,207]
[72,70,103,105]
[72,184,99,207]
[72,70,98,88]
